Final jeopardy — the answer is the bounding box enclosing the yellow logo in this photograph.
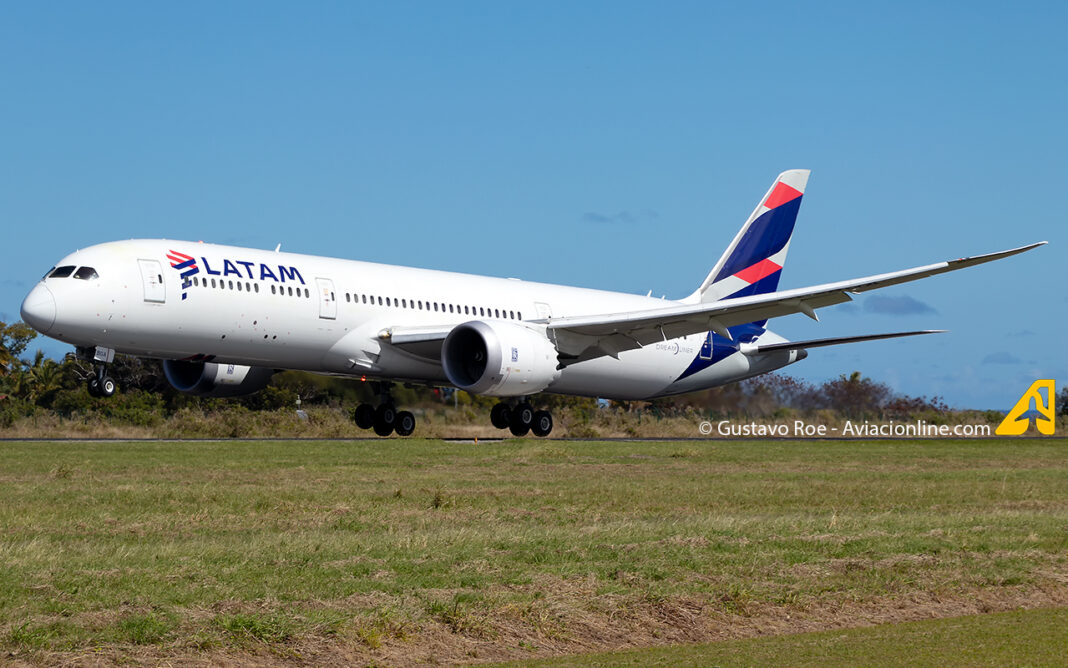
[996,380,1056,435]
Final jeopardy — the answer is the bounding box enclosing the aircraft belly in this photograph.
[660,348,798,397]
[549,337,698,400]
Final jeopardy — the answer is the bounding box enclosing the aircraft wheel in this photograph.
[490,403,511,429]
[87,377,101,397]
[354,403,375,430]
[531,410,553,437]
[514,402,534,427]
[509,402,534,437]
[394,411,416,437]
[373,404,396,436]
[99,376,116,397]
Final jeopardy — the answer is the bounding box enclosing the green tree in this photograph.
[1059,386,1068,416]
[27,351,65,405]
[0,321,37,376]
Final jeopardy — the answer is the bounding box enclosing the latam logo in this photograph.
[167,250,199,300]
[167,250,307,300]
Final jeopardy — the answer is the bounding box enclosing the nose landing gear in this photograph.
[79,346,117,398]
[87,370,116,398]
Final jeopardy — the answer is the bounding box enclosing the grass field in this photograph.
[0,438,1065,665]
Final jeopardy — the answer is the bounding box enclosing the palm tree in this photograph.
[28,351,64,405]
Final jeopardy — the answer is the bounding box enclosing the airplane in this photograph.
[19,170,1045,437]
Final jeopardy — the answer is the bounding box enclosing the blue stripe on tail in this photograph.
[713,195,802,284]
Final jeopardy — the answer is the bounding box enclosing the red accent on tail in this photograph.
[763,182,803,209]
[733,258,782,284]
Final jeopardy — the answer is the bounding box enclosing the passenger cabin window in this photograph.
[49,266,76,278]
[73,267,99,280]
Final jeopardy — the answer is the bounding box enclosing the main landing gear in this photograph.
[353,382,415,437]
[491,400,553,437]
[80,346,117,398]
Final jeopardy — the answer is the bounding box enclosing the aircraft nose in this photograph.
[21,283,56,334]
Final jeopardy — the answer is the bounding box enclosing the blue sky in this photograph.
[1,2,1064,409]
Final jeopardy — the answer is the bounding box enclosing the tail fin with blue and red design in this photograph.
[689,169,810,303]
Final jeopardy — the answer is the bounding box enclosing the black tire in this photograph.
[509,403,533,437]
[490,403,511,429]
[354,403,375,430]
[394,411,416,436]
[99,376,116,397]
[508,419,530,437]
[373,416,394,436]
[514,402,534,428]
[87,377,101,397]
[376,403,397,425]
[373,403,396,436]
[531,410,553,437]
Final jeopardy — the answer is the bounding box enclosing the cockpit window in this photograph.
[73,266,99,280]
[48,266,76,278]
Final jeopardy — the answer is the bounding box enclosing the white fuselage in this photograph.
[22,239,802,400]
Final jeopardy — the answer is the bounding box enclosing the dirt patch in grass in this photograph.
[5,584,1065,667]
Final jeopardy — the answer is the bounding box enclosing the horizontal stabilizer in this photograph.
[742,330,946,355]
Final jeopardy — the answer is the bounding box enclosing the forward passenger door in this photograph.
[316,277,337,319]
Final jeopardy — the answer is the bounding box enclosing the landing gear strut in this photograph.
[80,346,116,398]
[491,400,553,437]
[353,382,416,437]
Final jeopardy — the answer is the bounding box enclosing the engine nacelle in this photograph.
[162,360,274,397]
[442,320,560,397]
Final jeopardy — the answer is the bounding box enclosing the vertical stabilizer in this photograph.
[688,169,810,303]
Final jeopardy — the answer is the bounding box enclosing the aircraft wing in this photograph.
[742,330,945,354]
[542,242,1045,362]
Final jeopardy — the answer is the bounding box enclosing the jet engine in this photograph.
[441,321,560,397]
[162,360,275,397]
